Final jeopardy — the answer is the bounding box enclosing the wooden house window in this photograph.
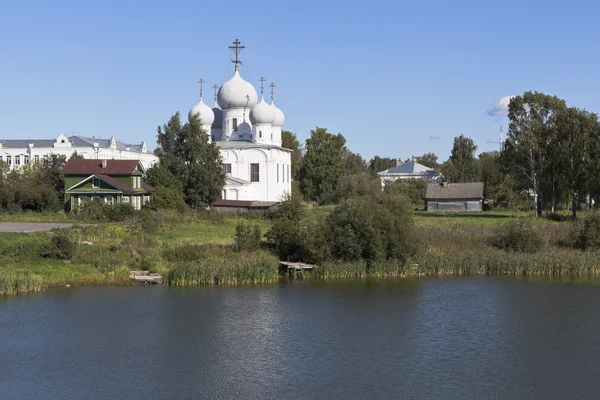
[105,196,114,206]
[250,163,259,182]
[122,196,129,204]
[92,178,100,188]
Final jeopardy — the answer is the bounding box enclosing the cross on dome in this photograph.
[212,84,219,103]
[269,82,276,101]
[229,38,245,71]
[259,77,266,96]
[197,78,205,98]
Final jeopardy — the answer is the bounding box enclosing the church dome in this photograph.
[211,105,223,129]
[271,101,285,127]
[217,70,258,110]
[188,98,215,126]
[250,97,275,124]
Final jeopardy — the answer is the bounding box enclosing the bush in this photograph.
[383,178,428,208]
[490,218,543,253]
[568,213,600,250]
[234,223,262,251]
[332,174,381,203]
[40,230,76,260]
[325,195,419,265]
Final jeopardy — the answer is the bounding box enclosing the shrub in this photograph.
[332,174,381,203]
[40,230,76,260]
[325,195,418,265]
[383,178,428,208]
[490,218,543,253]
[162,244,206,262]
[234,222,262,251]
[568,213,600,250]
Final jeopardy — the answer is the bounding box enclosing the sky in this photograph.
[1,0,599,161]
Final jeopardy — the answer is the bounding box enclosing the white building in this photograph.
[0,134,158,170]
[188,40,291,202]
[378,159,442,187]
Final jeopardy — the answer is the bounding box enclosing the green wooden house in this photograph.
[63,159,154,211]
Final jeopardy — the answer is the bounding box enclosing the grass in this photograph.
[3,206,600,294]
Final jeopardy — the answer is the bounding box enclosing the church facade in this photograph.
[188,40,291,202]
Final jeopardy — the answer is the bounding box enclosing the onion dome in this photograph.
[217,70,258,110]
[188,98,215,126]
[250,97,275,124]
[211,104,223,129]
[271,101,285,127]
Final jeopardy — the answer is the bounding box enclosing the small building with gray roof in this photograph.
[425,182,485,212]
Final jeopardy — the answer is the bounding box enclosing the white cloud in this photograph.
[486,95,516,117]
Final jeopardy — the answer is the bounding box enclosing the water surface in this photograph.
[2,277,600,399]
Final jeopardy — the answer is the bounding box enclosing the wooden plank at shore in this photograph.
[279,261,318,269]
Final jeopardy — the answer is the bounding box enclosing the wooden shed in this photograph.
[425,182,484,212]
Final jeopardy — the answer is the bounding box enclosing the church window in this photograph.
[222,163,232,174]
[92,178,100,188]
[15,156,20,166]
[232,118,238,132]
[259,131,262,138]
[250,163,259,182]
[287,164,290,182]
[277,163,279,182]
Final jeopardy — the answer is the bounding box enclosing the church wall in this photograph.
[220,147,291,202]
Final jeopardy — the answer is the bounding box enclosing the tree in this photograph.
[443,135,481,183]
[413,153,440,169]
[37,154,67,202]
[342,149,369,175]
[503,92,567,216]
[555,107,597,219]
[154,112,225,209]
[478,151,502,200]
[383,178,428,208]
[299,127,346,203]
[369,156,396,176]
[282,130,303,180]
[146,164,187,211]
[69,152,84,160]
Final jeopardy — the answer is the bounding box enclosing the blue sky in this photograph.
[1,0,599,161]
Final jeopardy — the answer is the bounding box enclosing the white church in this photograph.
[188,39,291,203]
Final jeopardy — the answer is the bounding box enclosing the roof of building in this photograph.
[378,160,440,176]
[0,135,145,152]
[425,182,484,200]
[63,159,142,175]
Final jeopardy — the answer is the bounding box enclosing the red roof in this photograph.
[63,159,141,175]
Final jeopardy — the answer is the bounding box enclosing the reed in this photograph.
[0,271,43,295]
[165,250,279,286]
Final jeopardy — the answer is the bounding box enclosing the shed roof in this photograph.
[378,160,440,176]
[63,159,141,175]
[425,182,484,199]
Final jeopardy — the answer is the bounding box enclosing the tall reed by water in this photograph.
[165,250,279,285]
[0,271,42,295]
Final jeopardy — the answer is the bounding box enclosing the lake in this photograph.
[2,277,600,399]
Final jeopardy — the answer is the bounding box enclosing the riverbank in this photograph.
[2,208,600,295]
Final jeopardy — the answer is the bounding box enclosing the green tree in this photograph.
[342,149,369,175]
[299,127,346,203]
[443,135,481,183]
[369,156,396,176]
[478,151,502,200]
[383,178,428,208]
[36,154,67,202]
[154,112,225,209]
[282,130,303,180]
[503,92,567,216]
[69,152,84,160]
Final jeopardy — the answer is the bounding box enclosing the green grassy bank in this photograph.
[2,208,600,295]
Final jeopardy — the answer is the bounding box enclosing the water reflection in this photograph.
[2,278,600,399]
